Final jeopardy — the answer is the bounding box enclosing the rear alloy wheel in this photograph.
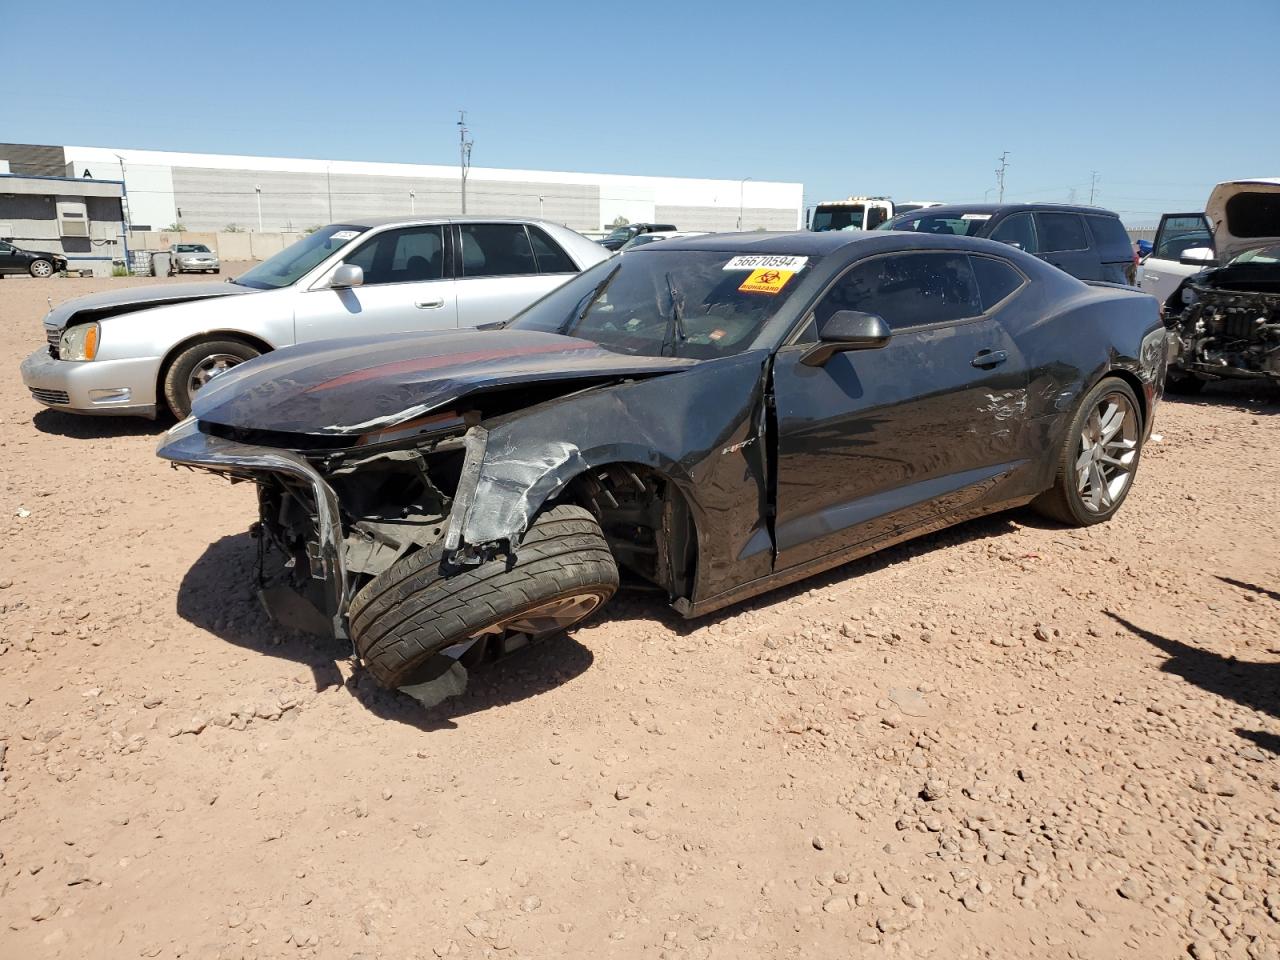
[1034,377,1143,526]
[350,504,619,690]
[161,339,260,419]
[29,259,54,278]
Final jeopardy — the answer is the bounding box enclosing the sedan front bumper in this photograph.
[20,348,161,418]
[175,261,220,272]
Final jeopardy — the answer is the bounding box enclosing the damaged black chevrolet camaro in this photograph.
[158,230,1167,696]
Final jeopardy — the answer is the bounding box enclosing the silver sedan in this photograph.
[170,243,221,274]
[21,217,610,419]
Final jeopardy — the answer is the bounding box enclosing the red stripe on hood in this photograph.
[303,340,596,393]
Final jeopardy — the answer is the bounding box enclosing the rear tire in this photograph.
[350,504,619,689]
[1033,376,1144,526]
[161,338,260,419]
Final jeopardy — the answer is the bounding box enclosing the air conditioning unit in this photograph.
[56,200,90,238]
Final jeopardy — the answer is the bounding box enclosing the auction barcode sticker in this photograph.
[331,230,361,241]
[723,255,808,271]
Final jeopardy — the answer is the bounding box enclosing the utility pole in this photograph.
[737,177,753,231]
[995,151,1010,204]
[1089,170,1099,205]
[457,110,473,214]
[255,185,263,232]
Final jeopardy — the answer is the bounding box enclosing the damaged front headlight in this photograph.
[59,322,100,361]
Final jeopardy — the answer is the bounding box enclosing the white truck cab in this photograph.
[809,197,943,232]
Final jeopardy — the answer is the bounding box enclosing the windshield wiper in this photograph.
[661,272,688,356]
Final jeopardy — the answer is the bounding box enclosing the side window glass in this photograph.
[343,226,445,285]
[988,213,1038,253]
[1153,215,1212,260]
[1036,213,1088,252]
[528,226,577,274]
[815,253,980,332]
[970,256,1024,310]
[460,223,538,278]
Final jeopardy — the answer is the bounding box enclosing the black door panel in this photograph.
[771,315,1029,570]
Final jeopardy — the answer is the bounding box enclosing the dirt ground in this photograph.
[1,271,1277,960]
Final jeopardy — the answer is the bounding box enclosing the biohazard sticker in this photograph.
[738,268,795,294]
[723,255,808,272]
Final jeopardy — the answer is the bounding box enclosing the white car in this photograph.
[1138,212,1213,307]
[21,217,609,419]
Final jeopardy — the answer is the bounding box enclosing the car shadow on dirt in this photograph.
[1164,380,1280,415]
[1106,611,1279,755]
[32,409,169,438]
[600,510,1032,637]
[177,531,595,731]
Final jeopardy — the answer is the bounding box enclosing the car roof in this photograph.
[655,231,871,255]
[895,202,1121,218]
[337,215,571,229]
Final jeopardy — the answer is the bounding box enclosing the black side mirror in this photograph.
[801,310,891,366]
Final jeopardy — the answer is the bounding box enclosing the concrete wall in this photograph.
[128,230,304,261]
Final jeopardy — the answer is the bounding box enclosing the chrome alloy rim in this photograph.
[1076,392,1138,513]
[188,353,244,397]
[472,592,605,641]
[31,261,53,277]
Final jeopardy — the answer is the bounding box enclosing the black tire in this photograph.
[29,259,55,279]
[1165,369,1206,395]
[161,338,260,419]
[1033,376,1144,527]
[350,504,619,689]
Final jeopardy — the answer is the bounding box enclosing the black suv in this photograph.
[598,222,678,251]
[883,204,1136,284]
[0,239,68,278]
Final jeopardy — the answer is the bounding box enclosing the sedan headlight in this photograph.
[60,323,100,361]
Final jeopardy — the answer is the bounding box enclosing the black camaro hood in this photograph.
[192,329,698,437]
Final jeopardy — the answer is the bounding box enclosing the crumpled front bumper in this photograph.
[156,419,350,638]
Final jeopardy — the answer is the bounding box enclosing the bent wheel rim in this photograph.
[472,591,606,641]
[188,353,245,398]
[1075,392,1138,513]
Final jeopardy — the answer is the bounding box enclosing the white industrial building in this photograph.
[1,143,803,235]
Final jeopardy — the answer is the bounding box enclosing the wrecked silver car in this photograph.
[158,230,1165,697]
[1161,178,1280,392]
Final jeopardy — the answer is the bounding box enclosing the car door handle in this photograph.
[414,298,445,309]
[971,350,1008,369]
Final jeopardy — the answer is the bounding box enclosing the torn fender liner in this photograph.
[156,419,350,640]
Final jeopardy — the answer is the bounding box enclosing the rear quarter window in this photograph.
[1085,215,1134,260]
[969,256,1025,310]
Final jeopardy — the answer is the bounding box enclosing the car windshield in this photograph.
[232,225,366,289]
[1230,243,1280,265]
[175,244,210,253]
[604,226,633,242]
[507,249,813,360]
[886,212,990,236]
[811,206,863,231]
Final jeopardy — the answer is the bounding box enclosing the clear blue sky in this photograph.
[4,0,1277,225]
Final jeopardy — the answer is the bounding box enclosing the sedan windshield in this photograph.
[233,225,366,289]
[174,244,211,253]
[886,212,990,236]
[507,249,812,359]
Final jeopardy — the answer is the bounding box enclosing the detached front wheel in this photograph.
[1034,376,1144,526]
[350,504,619,690]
